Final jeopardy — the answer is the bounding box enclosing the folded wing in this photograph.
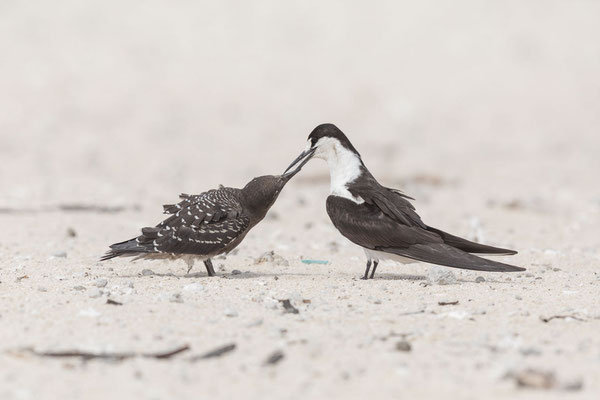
[326,195,523,272]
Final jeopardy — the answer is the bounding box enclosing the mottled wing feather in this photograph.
[131,188,248,256]
[160,189,241,228]
[151,215,250,255]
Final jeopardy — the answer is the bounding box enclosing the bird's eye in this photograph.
[310,137,317,146]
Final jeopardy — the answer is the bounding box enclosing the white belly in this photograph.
[363,248,415,264]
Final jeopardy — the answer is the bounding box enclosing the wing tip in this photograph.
[99,251,118,262]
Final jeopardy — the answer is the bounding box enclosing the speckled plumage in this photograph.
[101,163,309,276]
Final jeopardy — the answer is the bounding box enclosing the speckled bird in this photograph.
[101,158,309,276]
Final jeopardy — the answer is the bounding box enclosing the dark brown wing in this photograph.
[348,175,519,256]
[326,196,442,250]
[102,188,249,259]
[326,196,524,272]
[348,181,426,228]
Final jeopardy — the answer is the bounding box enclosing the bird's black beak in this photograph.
[282,147,316,178]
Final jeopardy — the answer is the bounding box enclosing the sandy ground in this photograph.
[1,1,600,399]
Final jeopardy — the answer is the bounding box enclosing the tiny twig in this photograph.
[540,315,586,323]
[264,350,285,366]
[397,310,426,316]
[22,344,190,361]
[189,344,236,361]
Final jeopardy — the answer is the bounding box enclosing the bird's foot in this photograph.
[369,261,379,279]
[361,260,372,281]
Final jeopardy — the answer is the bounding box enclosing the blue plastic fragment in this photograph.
[301,259,329,265]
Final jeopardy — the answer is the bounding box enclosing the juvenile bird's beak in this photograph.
[283,147,316,177]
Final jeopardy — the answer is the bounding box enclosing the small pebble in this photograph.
[94,278,108,288]
[395,340,412,352]
[512,368,556,389]
[247,318,263,327]
[255,251,289,267]
[231,270,242,275]
[427,267,457,285]
[88,288,102,298]
[141,269,154,276]
[264,350,285,365]
[562,380,584,392]
[525,273,534,278]
[37,287,47,292]
[519,347,542,356]
[280,299,300,314]
[53,251,67,258]
[475,276,486,283]
[170,293,183,303]
[66,227,77,237]
[224,308,238,317]
[73,285,87,291]
[515,295,523,300]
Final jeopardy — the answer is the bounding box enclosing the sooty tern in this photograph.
[285,123,524,279]
[101,157,310,276]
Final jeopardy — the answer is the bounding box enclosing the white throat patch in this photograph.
[312,138,364,204]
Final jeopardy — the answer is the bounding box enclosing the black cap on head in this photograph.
[308,123,360,155]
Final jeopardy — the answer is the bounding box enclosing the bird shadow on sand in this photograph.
[117,271,316,279]
[219,271,315,280]
[367,273,427,281]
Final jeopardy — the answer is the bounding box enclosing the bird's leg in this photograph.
[204,259,216,277]
[369,260,379,279]
[186,258,195,274]
[362,260,372,280]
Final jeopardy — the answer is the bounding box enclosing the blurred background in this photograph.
[1,0,599,233]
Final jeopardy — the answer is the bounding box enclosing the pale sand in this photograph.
[1,1,599,399]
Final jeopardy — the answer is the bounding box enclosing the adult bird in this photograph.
[284,123,524,279]
[101,156,311,276]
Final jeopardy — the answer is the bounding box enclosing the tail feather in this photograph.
[100,238,153,261]
[427,226,517,255]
